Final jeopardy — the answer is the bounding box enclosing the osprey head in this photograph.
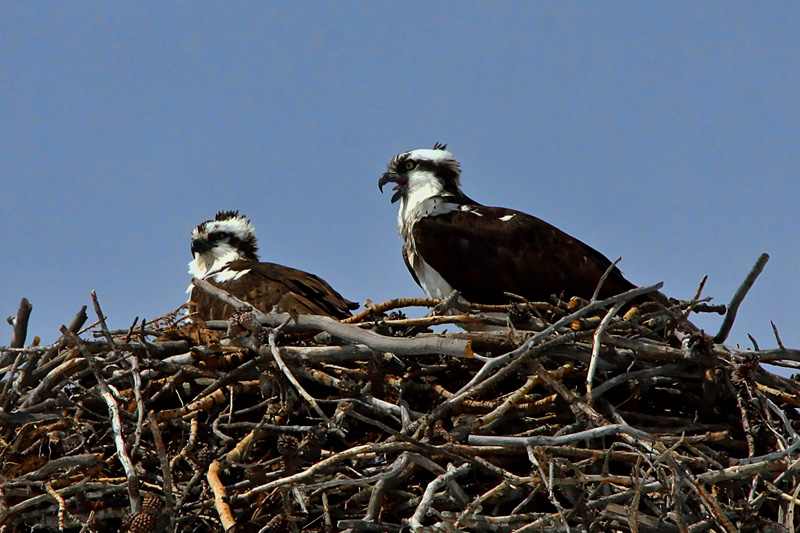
[188,210,259,278]
[378,142,461,204]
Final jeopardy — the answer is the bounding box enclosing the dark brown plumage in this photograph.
[190,260,358,321]
[188,211,357,321]
[407,206,636,304]
[380,144,664,307]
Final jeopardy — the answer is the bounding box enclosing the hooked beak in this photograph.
[378,172,407,204]
[191,238,212,255]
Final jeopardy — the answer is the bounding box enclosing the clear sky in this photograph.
[2,4,798,355]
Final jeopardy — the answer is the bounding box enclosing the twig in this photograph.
[207,459,235,531]
[714,253,769,343]
[455,480,513,528]
[170,413,199,472]
[341,296,558,325]
[467,423,654,447]
[207,420,275,530]
[771,321,785,350]
[452,282,662,400]
[9,298,33,348]
[59,326,141,514]
[592,257,622,302]
[192,278,475,358]
[527,448,569,530]
[129,350,145,459]
[474,364,573,430]
[156,380,260,422]
[342,297,440,323]
[322,490,333,533]
[25,454,101,481]
[147,414,175,515]
[365,452,414,521]
[683,275,708,322]
[19,356,85,409]
[408,463,471,531]
[44,482,67,531]
[590,364,688,401]
[67,306,88,334]
[0,352,25,411]
[586,301,623,404]
[351,314,510,330]
[90,291,115,346]
[239,442,416,499]
[728,374,757,458]
[268,328,331,425]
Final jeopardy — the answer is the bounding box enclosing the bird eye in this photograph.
[404,160,416,170]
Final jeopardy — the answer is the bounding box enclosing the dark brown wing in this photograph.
[411,206,637,305]
[190,260,358,321]
[402,247,422,288]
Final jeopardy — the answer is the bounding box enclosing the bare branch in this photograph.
[2,277,797,532]
[59,326,141,514]
[9,298,33,348]
[714,253,769,343]
[192,277,474,358]
[586,301,623,403]
[592,256,622,302]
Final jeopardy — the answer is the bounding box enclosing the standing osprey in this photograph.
[188,211,358,321]
[378,144,647,306]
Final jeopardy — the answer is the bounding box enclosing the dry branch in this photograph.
[0,277,796,532]
[192,277,475,358]
[714,253,769,343]
[9,297,33,348]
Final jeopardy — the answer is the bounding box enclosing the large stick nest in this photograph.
[2,277,800,532]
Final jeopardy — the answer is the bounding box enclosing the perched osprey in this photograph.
[188,211,358,321]
[378,144,649,307]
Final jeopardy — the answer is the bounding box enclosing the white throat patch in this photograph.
[186,242,251,293]
[397,170,457,235]
[395,169,460,303]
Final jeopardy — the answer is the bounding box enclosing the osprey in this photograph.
[188,211,358,321]
[378,143,649,307]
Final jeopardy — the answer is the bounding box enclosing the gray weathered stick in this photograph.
[10,298,33,348]
[192,277,474,358]
[60,326,141,514]
[586,301,623,404]
[714,253,769,343]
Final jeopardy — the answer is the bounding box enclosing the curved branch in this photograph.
[714,253,769,343]
[192,278,474,359]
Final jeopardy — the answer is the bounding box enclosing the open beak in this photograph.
[378,172,407,204]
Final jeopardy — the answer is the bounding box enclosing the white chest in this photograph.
[399,197,459,301]
[186,246,250,294]
[395,176,461,299]
[406,244,455,300]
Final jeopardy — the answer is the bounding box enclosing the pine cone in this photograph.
[126,511,157,533]
[508,303,532,326]
[277,434,300,474]
[191,446,215,469]
[276,434,299,456]
[124,494,166,533]
[298,430,322,463]
[141,493,163,513]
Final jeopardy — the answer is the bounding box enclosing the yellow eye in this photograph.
[404,160,416,170]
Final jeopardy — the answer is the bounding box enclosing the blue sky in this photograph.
[2,4,798,355]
